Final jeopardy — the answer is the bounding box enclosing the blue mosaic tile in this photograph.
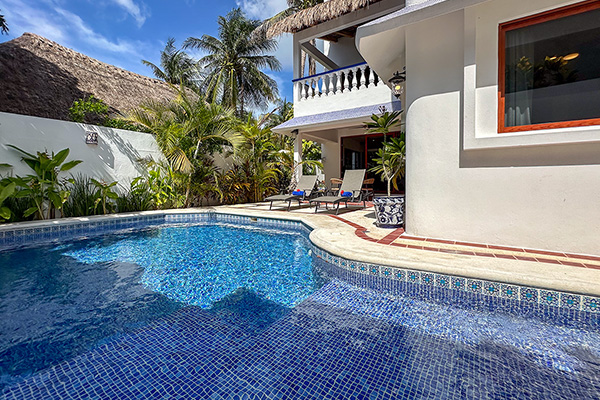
[483,282,501,297]
[407,270,420,283]
[451,277,466,291]
[521,287,538,303]
[583,297,600,313]
[391,268,405,281]
[381,267,393,277]
[421,273,434,285]
[466,279,483,293]
[540,290,560,307]
[369,264,380,276]
[501,284,519,299]
[561,293,581,310]
[435,275,450,288]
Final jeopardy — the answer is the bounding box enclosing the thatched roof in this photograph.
[0,33,177,121]
[267,0,383,37]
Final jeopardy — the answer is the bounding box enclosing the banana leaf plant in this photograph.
[91,179,119,214]
[0,180,16,221]
[8,145,82,220]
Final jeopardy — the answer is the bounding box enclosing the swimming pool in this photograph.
[1,212,599,399]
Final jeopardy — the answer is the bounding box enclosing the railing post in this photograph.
[320,76,327,97]
[328,73,336,96]
[336,71,343,94]
[359,66,366,90]
[303,79,309,100]
[369,67,376,87]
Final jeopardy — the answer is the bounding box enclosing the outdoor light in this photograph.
[85,131,98,145]
[388,67,406,99]
[563,52,579,61]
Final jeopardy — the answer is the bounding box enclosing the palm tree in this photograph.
[142,38,198,88]
[260,0,325,77]
[184,8,281,116]
[0,9,8,34]
[126,85,241,206]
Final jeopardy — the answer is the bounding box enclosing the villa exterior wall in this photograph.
[400,1,600,255]
[323,37,364,67]
[0,111,163,186]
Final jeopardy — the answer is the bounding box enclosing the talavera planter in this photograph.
[373,195,405,228]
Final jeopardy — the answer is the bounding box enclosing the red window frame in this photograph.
[498,0,600,133]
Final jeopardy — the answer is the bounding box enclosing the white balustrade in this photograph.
[293,63,382,102]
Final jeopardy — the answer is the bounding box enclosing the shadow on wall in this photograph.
[0,46,92,121]
[459,140,600,168]
[98,126,151,177]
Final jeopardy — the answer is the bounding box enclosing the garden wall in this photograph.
[0,112,163,186]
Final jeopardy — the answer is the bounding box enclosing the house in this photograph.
[273,0,600,255]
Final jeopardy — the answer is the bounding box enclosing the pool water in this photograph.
[0,223,318,390]
[1,221,600,399]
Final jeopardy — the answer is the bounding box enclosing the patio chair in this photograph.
[310,169,366,214]
[264,175,318,211]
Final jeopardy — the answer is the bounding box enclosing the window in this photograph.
[498,1,600,132]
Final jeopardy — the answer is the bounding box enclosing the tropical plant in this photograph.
[364,109,402,141]
[265,98,293,128]
[146,164,186,209]
[214,165,252,204]
[184,8,281,115]
[91,179,119,214]
[0,9,8,35]
[62,174,98,217]
[142,38,198,88]
[116,177,153,213]
[370,135,406,197]
[0,180,16,221]
[8,146,82,220]
[69,95,109,123]
[126,86,240,206]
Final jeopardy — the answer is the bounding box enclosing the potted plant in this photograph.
[365,110,406,227]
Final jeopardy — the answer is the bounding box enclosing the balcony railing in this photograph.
[293,62,382,101]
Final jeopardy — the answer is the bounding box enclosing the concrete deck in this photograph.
[217,202,600,297]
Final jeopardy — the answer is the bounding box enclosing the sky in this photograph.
[0,0,294,104]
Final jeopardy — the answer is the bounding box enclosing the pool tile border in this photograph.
[0,211,598,315]
[310,242,600,314]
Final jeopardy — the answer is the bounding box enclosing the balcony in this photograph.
[293,62,396,118]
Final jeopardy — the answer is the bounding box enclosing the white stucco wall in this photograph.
[324,37,365,68]
[0,112,163,186]
[396,2,600,255]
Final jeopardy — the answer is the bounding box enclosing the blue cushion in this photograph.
[340,190,352,197]
[292,190,304,196]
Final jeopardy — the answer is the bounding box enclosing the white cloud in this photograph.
[109,0,149,28]
[236,0,287,21]
[2,0,154,62]
[54,7,142,56]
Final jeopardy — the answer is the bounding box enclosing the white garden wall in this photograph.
[0,112,163,187]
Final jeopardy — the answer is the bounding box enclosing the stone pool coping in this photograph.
[1,206,599,299]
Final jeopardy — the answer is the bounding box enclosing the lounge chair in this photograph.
[310,169,366,214]
[264,175,318,211]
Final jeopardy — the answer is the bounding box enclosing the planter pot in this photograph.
[373,195,405,228]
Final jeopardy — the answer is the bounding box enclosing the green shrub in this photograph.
[62,174,98,217]
[116,177,153,213]
[69,95,109,123]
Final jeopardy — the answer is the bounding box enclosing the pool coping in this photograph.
[0,207,599,308]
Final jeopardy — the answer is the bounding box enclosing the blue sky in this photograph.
[0,0,294,104]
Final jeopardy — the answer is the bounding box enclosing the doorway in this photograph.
[341,133,404,194]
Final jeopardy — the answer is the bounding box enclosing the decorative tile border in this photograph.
[310,244,600,315]
[0,212,311,251]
